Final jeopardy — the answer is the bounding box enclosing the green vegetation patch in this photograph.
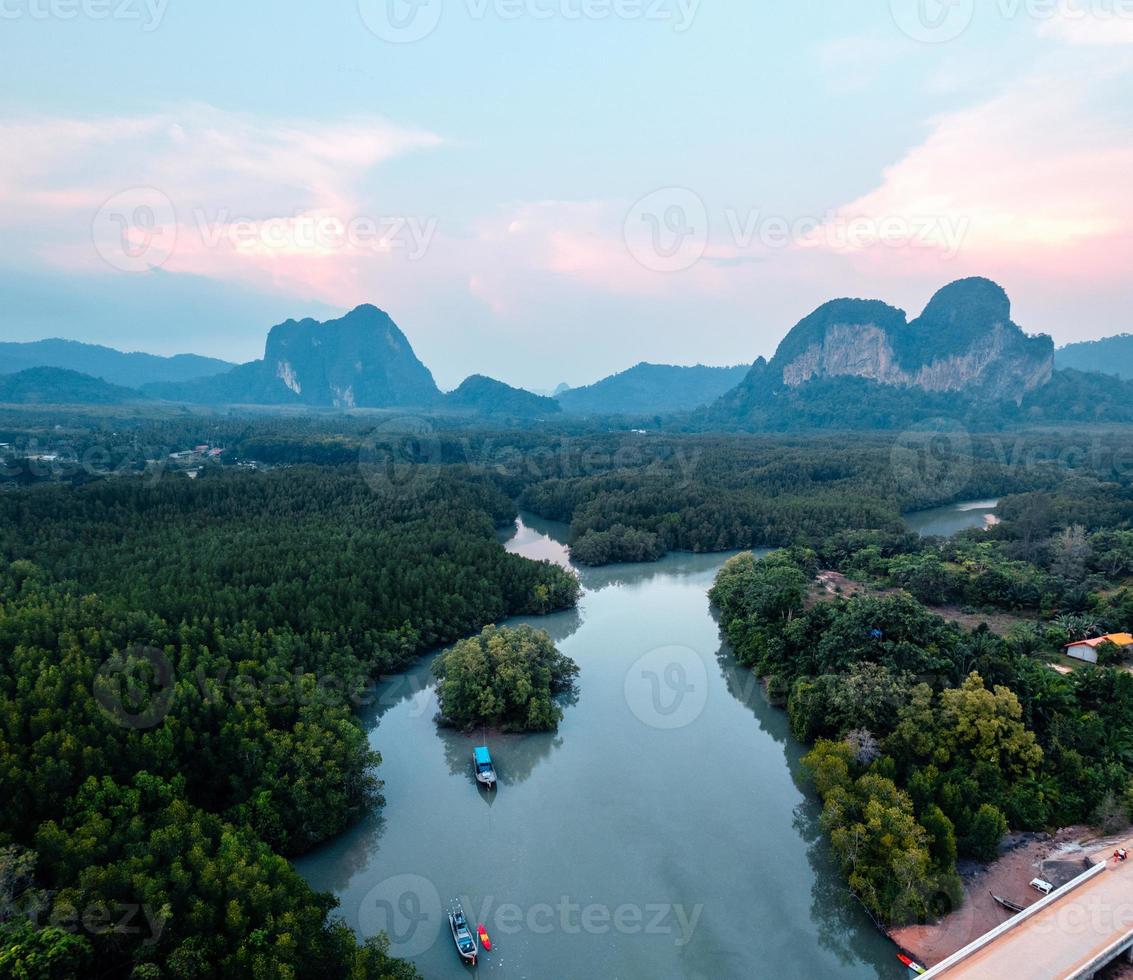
[433,625,580,732]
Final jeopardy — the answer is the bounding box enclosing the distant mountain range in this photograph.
[0,305,746,416]
[556,362,748,415]
[0,338,233,388]
[5,277,1133,429]
[1056,335,1133,380]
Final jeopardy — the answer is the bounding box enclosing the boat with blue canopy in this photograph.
[473,745,497,788]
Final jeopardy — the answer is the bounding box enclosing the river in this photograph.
[903,499,1000,538]
[295,514,904,979]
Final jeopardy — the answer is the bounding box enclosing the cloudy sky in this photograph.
[1,0,1130,389]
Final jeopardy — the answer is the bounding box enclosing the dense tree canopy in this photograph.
[433,625,579,732]
[0,464,578,977]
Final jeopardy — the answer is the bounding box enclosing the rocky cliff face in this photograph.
[263,304,441,408]
[142,304,443,407]
[770,278,1053,402]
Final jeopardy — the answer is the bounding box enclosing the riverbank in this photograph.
[890,826,1124,968]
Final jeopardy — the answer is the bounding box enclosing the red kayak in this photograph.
[897,952,926,974]
[477,924,492,952]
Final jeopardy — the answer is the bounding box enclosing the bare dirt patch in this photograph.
[890,827,1110,968]
[808,571,1041,638]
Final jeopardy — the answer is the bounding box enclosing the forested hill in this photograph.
[0,366,150,405]
[1057,334,1133,379]
[556,362,749,415]
[0,466,578,976]
[446,374,561,418]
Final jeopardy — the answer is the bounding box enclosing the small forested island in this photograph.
[433,625,580,732]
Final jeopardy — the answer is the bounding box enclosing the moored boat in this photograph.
[448,901,479,965]
[477,922,492,951]
[473,745,497,788]
[990,891,1027,914]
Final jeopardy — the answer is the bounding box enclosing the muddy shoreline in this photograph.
[888,825,1129,970]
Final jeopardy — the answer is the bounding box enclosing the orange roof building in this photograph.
[1064,633,1133,664]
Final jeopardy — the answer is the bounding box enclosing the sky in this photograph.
[1,0,1131,390]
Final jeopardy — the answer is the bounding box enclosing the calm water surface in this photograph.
[903,499,1000,538]
[296,514,903,979]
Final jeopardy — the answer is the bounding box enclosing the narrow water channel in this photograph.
[295,515,905,978]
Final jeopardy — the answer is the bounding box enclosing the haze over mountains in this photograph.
[556,363,748,416]
[2,276,1130,428]
[1056,335,1133,380]
[0,338,234,388]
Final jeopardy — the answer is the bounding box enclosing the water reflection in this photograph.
[441,729,566,789]
[904,499,1000,538]
[497,512,572,569]
[712,644,904,977]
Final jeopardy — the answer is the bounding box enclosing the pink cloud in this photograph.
[0,104,444,306]
[810,67,1133,285]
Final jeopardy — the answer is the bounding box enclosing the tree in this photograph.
[937,673,1044,781]
[1050,525,1091,582]
[433,625,579,732]
[963,803,1008,861]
